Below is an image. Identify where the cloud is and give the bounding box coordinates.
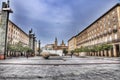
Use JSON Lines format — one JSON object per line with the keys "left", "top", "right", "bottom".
{"left": 0, "top": 0, "right": 119, "bottom": 47}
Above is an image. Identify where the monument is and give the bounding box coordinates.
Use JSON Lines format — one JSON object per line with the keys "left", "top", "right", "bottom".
{"left": 29, "top": 29, "right": 36, "bottom": 56}
{"left": 0, "top": 0, "right": 12, "bottom": 59}
{"left": 38, "top": 40, "right": 41, "bottom": 55}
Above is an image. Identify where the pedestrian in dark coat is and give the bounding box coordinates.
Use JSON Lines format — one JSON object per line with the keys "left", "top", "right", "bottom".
{"left": 26, "top": 54, "right": 28, "bottom": 59}
{"left": 71, "top": 52, "right": 74, "bottom": 58}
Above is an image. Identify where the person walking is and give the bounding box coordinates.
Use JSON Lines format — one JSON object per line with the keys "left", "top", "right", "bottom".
{"left": 26, "top": 54, "right": 28, "bottom": 59}
{"left": 71, "top": 51, "right": 74, "bottom": 58}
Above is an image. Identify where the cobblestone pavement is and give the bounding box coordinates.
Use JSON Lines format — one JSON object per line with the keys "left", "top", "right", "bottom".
{"left": 0, "top": 56, "right": 120, "bottom": 80}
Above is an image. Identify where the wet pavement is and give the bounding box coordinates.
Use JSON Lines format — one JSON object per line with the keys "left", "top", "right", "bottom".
{"left": 0, "top": 56, "right": 120, "bottom": 80}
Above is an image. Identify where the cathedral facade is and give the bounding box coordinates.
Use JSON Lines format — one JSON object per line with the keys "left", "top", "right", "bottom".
{"left": 45, "top": 38, "right": 68, "bottom": 51}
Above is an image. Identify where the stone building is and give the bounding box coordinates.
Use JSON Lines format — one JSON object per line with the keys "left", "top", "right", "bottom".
{"left": 45, "top": 38, "right": 68, "bottom": 51}
{"left": 7, "top": 20, "right": 29, "bottom": 46}
{"left": 45, "top": 44, "right": 54, "bottom": 50}
{"left": 68, "top": 3, "right": 120, "bottom": 57}
{"left": 68, "top": 36, "right": 76, "bottom": 52}
{"left": 53, "top": 38, "right": 68, "bottom": 50}
{"left": 0, "top": 0, "right": 37, "bottom": 59}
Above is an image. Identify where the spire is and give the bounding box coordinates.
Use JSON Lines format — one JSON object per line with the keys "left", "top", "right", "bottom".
{"left": 62, "top": 40, "right": 64, "bottom": 44}
{"left": 55, "top": 37, "right": 58, "bottom": 46}
{"left": 61, "top": 40, "right": 65, "bottom": 46}
{"left": 55, "top": 37, "right": 57, "bottom": 42}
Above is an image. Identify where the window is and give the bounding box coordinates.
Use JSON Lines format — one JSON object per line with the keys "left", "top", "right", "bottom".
{"left": 115, "top": 34, "right": 117, "bottom": 40}
{"left": 112, "top": 11, "right": 115, "bottom": 14}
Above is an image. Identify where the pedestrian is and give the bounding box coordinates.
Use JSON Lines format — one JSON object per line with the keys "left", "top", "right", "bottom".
{"left": 26, "top": 54, "right": 28, "bottom": 59}
{"left": 71, "top": 51, "right": 74, "bottom": 58}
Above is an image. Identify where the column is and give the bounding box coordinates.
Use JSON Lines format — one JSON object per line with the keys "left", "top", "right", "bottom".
{"left": 33, "top": 34, "right": 36, "bottom": 56}
{"left": 108, "top": 49, "right": 112, "bottom": 57}
{"left": 38, "top": 40, "right": 41, "bottom": 55}
{"left": 113, "top": 45, "right": 117, "bottom": 57}
{"left": 104, "top": 50, "right": 107, "bottom": 57}
{"left": 99, "top": 51, "right": 101, "bottom": 56}
{"left": 0, "top": 1, "right": 12, "bottom": 60}
{"left": 101, "top": 51, "right": 103, "bottom": 57}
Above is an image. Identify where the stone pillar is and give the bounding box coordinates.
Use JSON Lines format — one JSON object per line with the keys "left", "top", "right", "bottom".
{"left": 113, "top": 45, "right": 117, "bottom": 57}
{"left": 33, "top": 34, "right": 36, "bottom": 56}
{"left": 104, "top": 50, "right": 107, "bottom": 57}
{"left": 108, "top": 49, "right": 112, "bottom": 57}
{"left": 101, "top": 51, "right": 103, "bottom": 57}
{"left": 35, "top": 40, "right": 37, "bottom": 55}
{"left": 92, "top": 52, "right": 94, "bottom": 56}
{"left": 95, "top": 52, "right": 97, "bottom": 56}
{"left": 89, "top": 52, "right": 91, "bottom": 56}
{"left": 29, "top": 29, "right": 33, "bottom": 50}
{"left": 88, "top": 53, "right": 90, "bottom": 56}
{"left": 93, "top": 52, "right": 95, "bottom": 56}
{"left": 97, "top": 51, "right": 99, "bottom": 56}
{"left": 0, "top": 1, "right": 12, "bottom": 60}
{"left": 38, "top": 40, "right": 41, "bottom": 55}
{"left": 91, "top": 52, "right": 92, "bottom": 56}
{"left": 90, "top": 52, "right": 92, "bottom": 56}
{"left": 99, "top": 52, "right": 100, "bottom": 56}
{"left": 100, "top": 51, "right": 103, "bottom": 56}
{"left": 119, "top": 44, "right": 120, "bottom": 57}
{"left": 94, "top": 52, "right": 96, "bottom": 56}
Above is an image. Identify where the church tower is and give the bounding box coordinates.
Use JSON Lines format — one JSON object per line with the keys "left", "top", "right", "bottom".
{"left": 53, "top": 37, "right": 58, "bottom": 50}
{"left": 55, "top": 37, "right": 58, "bottom": 46}
{"left": 61, "top": 40, "right": 65, "bottom": 46}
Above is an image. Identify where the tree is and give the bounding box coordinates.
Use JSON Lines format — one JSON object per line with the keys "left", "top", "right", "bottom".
{"left": 71, "top": 50, "right": 74, "bottom": 54}
{"left": 63, "top": 49, "right": 68, "bottom": 56}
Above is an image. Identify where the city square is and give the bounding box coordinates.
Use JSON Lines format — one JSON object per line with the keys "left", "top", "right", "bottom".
{"left": 0, "top": 0, "right": 120, "bottom": 80}
{"left": 0, "top": 56, "right": 120, "bottom": 80}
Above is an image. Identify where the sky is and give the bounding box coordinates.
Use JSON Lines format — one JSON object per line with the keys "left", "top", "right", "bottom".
{"left": 0, "top": 0, "right": 119, "bottom": 47}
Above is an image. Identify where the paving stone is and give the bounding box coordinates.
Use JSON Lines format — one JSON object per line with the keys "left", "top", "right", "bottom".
{"left": 0, "top": 56, "right": 120, "bottom": 80}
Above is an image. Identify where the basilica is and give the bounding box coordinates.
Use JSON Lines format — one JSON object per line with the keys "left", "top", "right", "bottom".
{"left": 45, "top": 37, "right": 68, "bottom": 51}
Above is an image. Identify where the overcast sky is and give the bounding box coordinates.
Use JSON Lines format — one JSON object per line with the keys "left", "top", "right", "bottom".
{"left": 0, "top": 0, "right": 119, "bottom": 47}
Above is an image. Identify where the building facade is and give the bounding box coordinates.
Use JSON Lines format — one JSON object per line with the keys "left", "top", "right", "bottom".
{"left": 45, "top": 38, "right": 68, "bottom": 51}
{"left": 7, "top": 20, "right": 29, "bottom": 46}
{"left": 53, "top": 38, "right": 68, "bottom": 50}
{"left": 0, "top": 0, "right": 38, "bottom": 59}
{"left": 68, "top": 36, "right": 76, "bottom": 52}
{"left": 68, "top": 4, "right": 120, "bottom": 57}
{"left": 45, "top": 44, "right": 54, "bottom": 50}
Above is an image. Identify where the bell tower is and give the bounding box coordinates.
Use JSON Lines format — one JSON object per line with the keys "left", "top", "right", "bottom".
{"left": 61, "top": 40, "right": 65, "bottom": 46}
{"left": 53, "top": 37, "right": 58, "bottom": 49}
{"left": 55, "top": 37, "right": 58, "bottom": 46}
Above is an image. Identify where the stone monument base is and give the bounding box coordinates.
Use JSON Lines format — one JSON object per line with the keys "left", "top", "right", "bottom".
{"left": 0, "top": 54, "right": 5, "bottom": 60}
